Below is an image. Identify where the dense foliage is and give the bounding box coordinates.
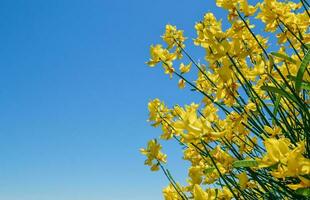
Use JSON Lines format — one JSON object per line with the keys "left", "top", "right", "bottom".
{"left": 141, "top": 0, "right": 310, "bottom": 199}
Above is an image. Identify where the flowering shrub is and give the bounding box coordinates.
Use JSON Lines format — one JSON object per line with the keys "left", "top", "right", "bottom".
{"left": 141, "top": 0, "right": 310, "bottom": 199}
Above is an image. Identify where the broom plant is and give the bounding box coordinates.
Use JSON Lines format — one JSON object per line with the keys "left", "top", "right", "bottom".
{"left": 141, "top": 0, "right": 310, "bottom": 199}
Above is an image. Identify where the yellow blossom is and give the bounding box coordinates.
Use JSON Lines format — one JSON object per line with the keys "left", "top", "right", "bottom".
{"left": 258, "top": 138, "right": 291, "bottom": 168}
{"left": 188, "top": 166, "right": 203, "bottom": 185}
{"left": 143, "top": 0, "right": 310, "bottom": 198}
{"left": 287, "top": 176, "right": 310, "bottom": 190}
{"left": 161, "top": 24, "right": 186, "bottom": 49}
{"left": 237, "top": 172, "right": 249, "bottom": 190}
{"left": 193, "top": 184, "right": 208, "bottom": 200}
{"left": 178, "top": 79, "right": 185, "bottom": 89}
{"left": 179, "top": 62, "right": 192, "bottom": 74}
{"left": 264, "top": 125, "right": 281, "bottom": 137}
{"left": 163, "top": 184, "right": 182, "bottom": 200}
{"left": 140, "top": 139, "right": 167, "bottom": 171}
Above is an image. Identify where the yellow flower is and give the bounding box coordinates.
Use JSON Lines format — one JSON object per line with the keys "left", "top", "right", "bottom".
{"left": 188, "top": 166, "right": 203, "bottom": 185}
{"left": 273, "top": 142, "right": 310, "bottom": 178}
{"left": 178, "top": 79, "right": 185, "bottom": 89}
{"left": 163, "top": 184, "right": 182, "bottom": 200}
{"left": 140, "top": 139, "right": 167, "bottom": 171}
{"left": 245, "top": 102, "right": 257, "bottom": 112}
{"left": 148, "top": 99, "right": 170, "bottom": 126}
{"left": 264, "top": 126, "right": 281, "bottom": 137}
{"left": 183, "top": 146, "right": 203, "bottom": 166}
{"left": 193, "top": 184, "right": 208, "bottom": 200}
{"left": 147, "top": 44, "right": 170, "bottom": 66}
{"left": 216, "top": 0, "right": 237, "bottom": 10}
{"left": 211, "top": 146, "right": 235, "bottom": 173}
{"left": 239, "top": 0, "right": 257, "bottom": 16}
{"left": 258, "top": 138, "right": 291, "bottom": 168}
{"left": 216, "top": 0, "right": 257, "bottom": 19}
{"left": 237, "top": 172, "right": 249, "bottom": 190}
{"left": 172, "top": 103, "right": 213, "bottom": 143}
{"left": 146, "top": 44, "right": 177, "bottom": 78}
{"left": 258, "top": 139, "right": 310, "bottom": 181}
{"left": 144, "top": 0, "right": 310, "bottom": 198}
{"left": 217, "top": 64, "right": 233, "bottom": 83}
{"left": 287, "top": 176, "right": 310, "bottom": 190}
{"left": 161, "top": 24, "right": 186, "bottom": 49}
{"left": 179, "top": 62, "right": 192, "bottom": 74}
{"left": 218, "top": 186, "right": 233, "bottom": 199}
{"left": 202, "top": 103, "right": 219, "bottom": 122}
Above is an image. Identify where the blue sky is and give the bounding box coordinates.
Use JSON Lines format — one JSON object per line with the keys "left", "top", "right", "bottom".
{"left": 0, "top": 0, "right": 247, "bottom": 199}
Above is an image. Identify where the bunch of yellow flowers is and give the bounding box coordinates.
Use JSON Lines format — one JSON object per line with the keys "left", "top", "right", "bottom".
{"left": 141, "top": 0, "right": 310, "bottom": 199}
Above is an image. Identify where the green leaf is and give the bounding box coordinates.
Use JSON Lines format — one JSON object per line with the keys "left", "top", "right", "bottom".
{"left": 271, "top": 52, "right": 297, "bottom": 64}
{"left": 300, "top": 174, "right": 310, "bottom": 180}
{"left": 296, "top": 50, "right": 310, "bottom": 92}
{"left": 272, "top": 94, "right": 282, "bottom": 125}
{"left": 268, "top": 162, "right": 280, "bottom": 170}
{"left": 233, "top": 160, "right": 258, "bottom": 168}
{"left": 287, "top": 75, "right": 310, "bottom": 90}
{"left": 295, "top": 188, "right": 310, "bottom": 197}
{"left": 261, "top": 85, "right": 299, "bottom": 104}
{"left": 271, "top": 83, "right": 288, "bottom": 124}
{"left": 287, "top": 75, "right": 298, "bottom": 82}
{"left": 301, "top": 82, "right": 310, "bottom": 90}
{"left": 203, "top": 167, "right": 215, "bottom": 174}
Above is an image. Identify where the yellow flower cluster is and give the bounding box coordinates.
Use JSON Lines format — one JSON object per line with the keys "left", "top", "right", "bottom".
{"left": 193, "top": 184, "right": 233, "bottom": 200}
{"left": 142, "top": 0, "right": 310, "bottom": 199}
{"left": 258, "top": 138, "right": 310, "bottom": 189}
{"left": 140, "top": 139, "right": 167, "bottom": 171}
{"left": 147, "top": 25, "right": 186, "bottom": 78}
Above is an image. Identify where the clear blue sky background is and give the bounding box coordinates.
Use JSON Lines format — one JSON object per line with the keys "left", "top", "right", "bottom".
{"left": 0, "top": 1, "right": 266, "bottom": 200}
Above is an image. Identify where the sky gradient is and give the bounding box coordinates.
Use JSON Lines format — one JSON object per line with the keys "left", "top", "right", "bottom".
{"left": 0, "top": 1, "right": 234, "bottom": 199}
